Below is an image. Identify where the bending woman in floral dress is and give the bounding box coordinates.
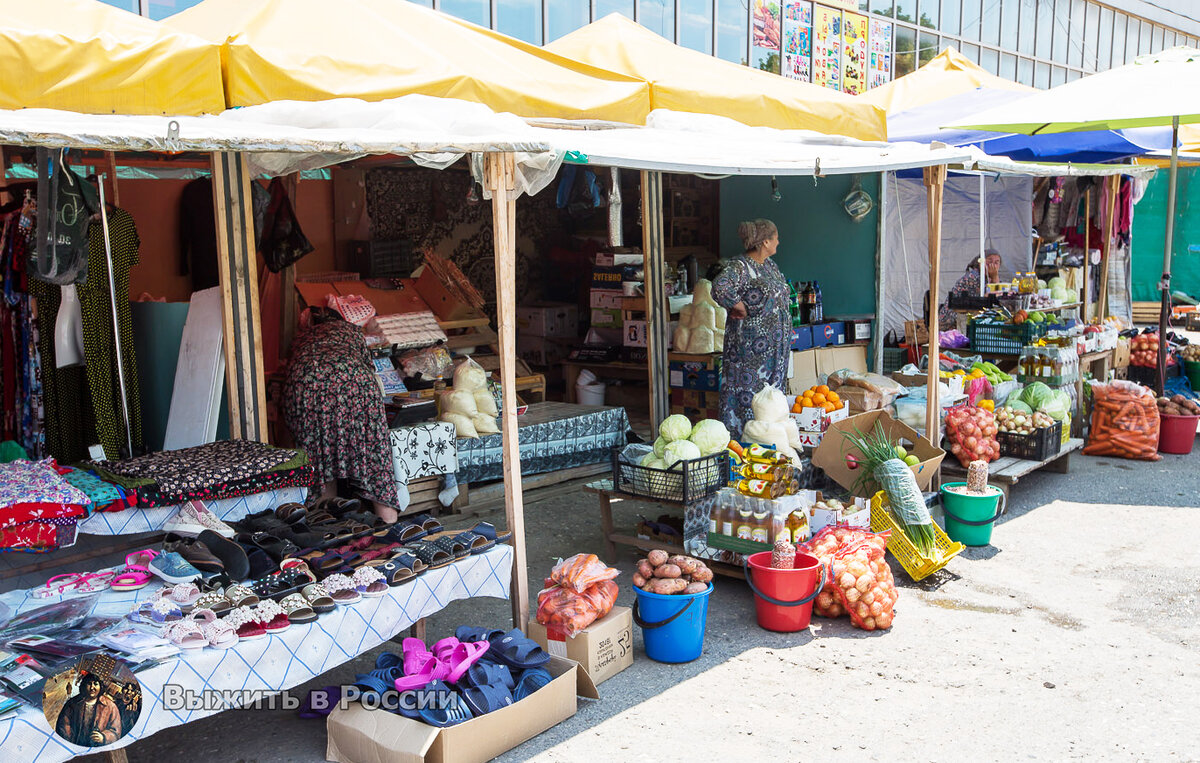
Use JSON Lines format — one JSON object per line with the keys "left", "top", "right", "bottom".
{"left": 711, "top": 219, "right": 791, "bottom": 438}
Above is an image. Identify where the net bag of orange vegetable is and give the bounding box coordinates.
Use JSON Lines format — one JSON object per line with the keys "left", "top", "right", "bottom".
{"left": 548, "top": 553, "right": 621, "bottom": 593}
{"left": 1083, "top": 380, "right": 1162, "bottom": 461}
{"left": 536, "top": 578, "right": 620, "bottom": 637}
{"left": 799, "top": 526, "right": 889, "bottom": 618}
{"left": 830, "top": 536, "right": 898, "bottom": 631}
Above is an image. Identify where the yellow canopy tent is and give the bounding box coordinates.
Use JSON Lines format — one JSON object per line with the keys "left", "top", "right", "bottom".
{"left": 0, "top": 0, "right": 224, "bottom": 115}
{"left": 166, "top": 0, "right": 649, "bottom": 124}
{"left": 545, "top": 14, "right": 885, "bottom": 141}
{"left": 858, "top": 47, "right": 1032, "bottom": 115}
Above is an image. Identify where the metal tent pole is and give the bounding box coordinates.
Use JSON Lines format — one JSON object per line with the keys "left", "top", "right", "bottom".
{"left": 1158, "top": 116, "right": 1180, "bottom": 396}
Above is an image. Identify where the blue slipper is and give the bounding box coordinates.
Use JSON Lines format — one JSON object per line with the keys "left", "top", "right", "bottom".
{"left": 462, "top": 660, "right": 514, "bottom": 690}
{"left": 455, "top": 626, "right": 505, "bottom": 643}
{"left": 488, "top": 629, "right": 551, "bottom": 670}
{"left": 461, "top": 682, "right": 514, "bottom": 716}
{"left": 513, "top": 667, "right": 553, "bottom": 701}
{"left": 376, "top": 651, "right": 403, "bottom": 670}
{"left": 469, "top": 522, "right": 512, "bottom": 545}
{"left": 416, "top": 680, "right": 473, "bottom": 727}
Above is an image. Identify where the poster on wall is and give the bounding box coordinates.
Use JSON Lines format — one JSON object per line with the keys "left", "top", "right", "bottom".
{"left": 868, "top": 19, "right": 893, "bottom": 90}
{"left": 781, "top": 1, "right": 813, "bottom": 81}
{"left": 752, "top": 0, "right": 782, "bottom": 74}
{"left": 840, "top": 11, "right": 868, "bottom": 95}
{"left": 812, "top": 5, "right": 842, "bottom": 91}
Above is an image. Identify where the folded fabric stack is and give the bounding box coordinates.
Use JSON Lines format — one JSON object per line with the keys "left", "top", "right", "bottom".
{"left": 369, "top": 311, "right": 447, "bottom": 350}
{"left": 56, "top": 465, "right": 138, "bottom": 513}
{"left": 0, "top": 459, "right": 92, "bottom": 553}
{"left": 90, "top": 440, "right": 316, "bottom": 508}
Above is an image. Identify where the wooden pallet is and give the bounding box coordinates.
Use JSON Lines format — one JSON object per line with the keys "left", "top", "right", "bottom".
{"left": 941, "top": 438, "right": 1083, "bottom": 502}
{"left": 1132, "top": 301, "right": 1161, "bottom": 325}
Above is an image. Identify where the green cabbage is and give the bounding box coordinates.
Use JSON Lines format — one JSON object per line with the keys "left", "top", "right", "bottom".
{"left": 1006, "top": 400, "right": 1033, "bottom": 414}
{"left": 652, "top": 436, "right": 668, "bottom": 459}
{"left": 640, "top": 452, "right": 659, "bottom": 466}
{"left": 659, "top": 414, "right": 693, "bottom": 442}
{"left": 1048, "top": 276, "right": 1066, "bottom": 290}
{"left": 1019, "top": 382, "right": 1053, "bottom": 409}
{"left": 1039, "top": 390, "right": 1071, "bottom": 421}
{"left": 688, "top": 419, "right": 730, "bottom": 455}
{"left": 662, "top": 439, "right": 701, "bottom": 468}
{"left": 1050, "top": 285, "right": 1070, "bottom": 302}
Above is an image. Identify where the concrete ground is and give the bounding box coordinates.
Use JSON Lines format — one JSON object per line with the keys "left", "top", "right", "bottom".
{"left": 82, "top": 449, "right": 1200, "bottom": 762}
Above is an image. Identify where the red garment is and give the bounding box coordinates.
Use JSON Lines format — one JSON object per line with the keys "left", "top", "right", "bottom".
{"left": 0, "top": 502, "right": 86, "bottom": 529}
{"left": 0, "top": 520, "right": 60, "bottom": 551}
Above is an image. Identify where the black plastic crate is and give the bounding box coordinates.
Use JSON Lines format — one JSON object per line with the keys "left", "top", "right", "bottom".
{"left": 949, "top": 292, "right": 999, "bottom": 310}
{"left": 997, "top": 421, "right": 1062, "bottom": 461}
{"left": 611, "top": 447, "right": 729, "bottom": 504}
{"left": 968, "top": 322, "right": 1045, "bottom": 354}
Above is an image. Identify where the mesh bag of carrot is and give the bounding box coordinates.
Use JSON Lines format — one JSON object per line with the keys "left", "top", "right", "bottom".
{"left": 1082, "top": 380, "right": 1161, "bottom": 461}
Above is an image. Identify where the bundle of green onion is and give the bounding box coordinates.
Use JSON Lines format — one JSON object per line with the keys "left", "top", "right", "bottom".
{"left": 843, "top": 421, "right": 939, "bottom": 559}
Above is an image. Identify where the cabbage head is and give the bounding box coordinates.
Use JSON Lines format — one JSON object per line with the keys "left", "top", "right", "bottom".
{"left": 1007, "top": 400, "right": 1033, "bottom": 414}
{"left": 1048, "top": 276, "right": 1066, "bottom": 290}
{"left": 1038, "top": 390, "right": 1071, "bottom": 421}
{"left": 662, "top": 439, "right": 701, "bottom": 468}
{"left": 659, "top": 414, "right": 693, "bottom": 442}
{"left": 1019, "top": 382, "right": 1053, "bottom": 409}
{"left": 652, "top": 436, "right": 669, "bottom": 459}
{"left": 689, "top": 419, "right": 730, "bottom": 455}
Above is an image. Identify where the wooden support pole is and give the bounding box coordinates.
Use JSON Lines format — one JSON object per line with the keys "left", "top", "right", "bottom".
{"left": 0, "top": 146, "right": 9, "bottom": 206}
{"left": 210, "top": 152, "right": 269, "bottom": 442}
{"left": 924, "top": 165, "right": 947, "bottom": 446}
{"left": 279, "top": 173, "right": 301, "bottom": 360}
{"left": 1098, "top": 174, "right": 1120, "bottom": 319}
{"left": 640, "top": 170, "right": 670, "bottom": 430}
{"left": 106, "top": 151, "right": 120, "bottom": 208}
{"left": 1082, "top": 189, "right": 1091, "bottom": 322}
{"left": 484, "top": 152, "right": 530, "bottom": 632}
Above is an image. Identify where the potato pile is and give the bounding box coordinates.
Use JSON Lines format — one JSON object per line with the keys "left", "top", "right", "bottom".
{"left": 1156, "top": 394, "right": 1200, "bottom": 417}
{"left": 633, "top": 549, "right": 714, "bottom": 595}
{"left": 1182, "top": 344, "right": 1200, "bottom": 363}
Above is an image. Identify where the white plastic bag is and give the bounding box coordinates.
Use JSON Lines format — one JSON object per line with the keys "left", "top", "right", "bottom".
{"left": 751, "top": 385, "right": 789, "bottom": 424}
{"left": 453, "top": 356, "right": 489, "bottom": 391}
{"left": 442, "top": 412, "right": 479, "bottom": 438}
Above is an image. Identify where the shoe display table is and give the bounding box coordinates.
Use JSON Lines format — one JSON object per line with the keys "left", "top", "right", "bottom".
{"left": 0, "top": 546, "right": 513, "bottom": 762}
{"left": 76, "top": 489, "right": 307, "bottom": 537}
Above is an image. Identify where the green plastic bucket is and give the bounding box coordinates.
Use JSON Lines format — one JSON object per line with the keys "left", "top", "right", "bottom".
{"left": 1186, "top": 361, "right": 1200, "bottom": 393}
{"left": 939, "top": 482, "right": 1005, "bottom": 547}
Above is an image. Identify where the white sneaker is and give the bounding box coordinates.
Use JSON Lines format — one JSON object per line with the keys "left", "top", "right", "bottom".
{"left": 186, "top": 501, "right": 236, "bottom": 538}
{"left": 163, "top": 506, "right": 207, "bottom": 537}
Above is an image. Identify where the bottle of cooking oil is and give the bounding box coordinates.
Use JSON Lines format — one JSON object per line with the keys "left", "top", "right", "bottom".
{"left": 735, "top": 508, "right": 755, "bottom": 539}
{"left": 751, "top": 510, "right": 771, "bottom": 543}
{"left": 786, "top": 509, "right": 810, "bottom": 544}
{"left": 735, "top": 461, "right": 794, "bottom": 482}
{"left": 744, "top": 444, "right": 791, "bottom": 466}
{"left": 735, "top": 478, "right": 784, "bottom": 499}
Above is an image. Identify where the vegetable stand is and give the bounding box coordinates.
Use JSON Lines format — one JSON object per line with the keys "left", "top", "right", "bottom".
{"left": 940, "top": 437, "right": 1083, "bottom": 502}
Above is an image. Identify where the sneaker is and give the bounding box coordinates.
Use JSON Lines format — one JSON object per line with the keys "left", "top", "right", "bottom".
{"left": 186, "top": 501, "right": 236, "bottom": 538}
{"left": 148, "top": 552, "right": 202, "bottom": 585}
{"left": 163, "top": 507, "right": 208, "bottom": 537}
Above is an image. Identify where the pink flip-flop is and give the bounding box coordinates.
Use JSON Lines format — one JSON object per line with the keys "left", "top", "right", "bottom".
{"left": 394, "top": 657, "right": 441, "bottom": 691}
{"left": 111, "top": 550, "right": 158, "bottom": 591}
{"left": 441, "top": 641, "right": 491, "bottom": 684}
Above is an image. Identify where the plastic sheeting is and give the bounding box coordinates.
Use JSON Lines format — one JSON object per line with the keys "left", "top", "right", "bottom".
{"left": 0, "top": 0, "right": 225, "bottom": 116}
{"left": 881, "top": 172, "right": 1032, "bottom": 338}
{"left": 546, "top": 14, "right": 886, "bottom": 141}
{"left": 166, "top": 0, "right": 650, "bottom": 124}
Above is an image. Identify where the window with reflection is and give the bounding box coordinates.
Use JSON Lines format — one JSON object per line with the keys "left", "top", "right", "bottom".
{"left": 1051, "top": 0, "right": 1069, "bottom": 64}
{"left": 547, "top": 0, "right": 589, "bottom": 41}
{"left": 1124, "top": 16, "right": 1139, "bottom": 63}
{"left": 1034, "top": 60, "right": 1049, "bottom": 88}
{"left": 716, "top": 0, "right": 749, "bottom": 63}
{"left": 1016, "top": 0, "right": 1034, "bottom": 55}
{"left": 639, "top": 0, "right": 676, "bottom": 40}
{"left": 1082, "top": 1, "right": 1098, "bottom": 69}
{"left": 999, "top": 52, "right": 1016, "bottom": 80}
{"left": 596, "top": 0, "right": 635, "bottom": 20}
{"left": 919, "top": 32, "right": 937, "bottom": 66}
{"left": 894, "top": 0, "right": 914, "bottom": 23}
{"left": 871, "top": 0, "right": 894, "bottom": 18}
{"left": 1097, "top": 7, "right": 1112, "bottom": 70}
{"left": 1050, "top": 66, "right": 1066, "bottom": 86}
{"left": 441, "top": 0, "right": 490, "bottom": 27}
{"left": 1034, "top": 0, "right": 1052, "bottom": 59}
{"left": 1016, "top": 57, "right": 1033, "bottom": 86}
{"left": 960, "top": 0, "right": 980, "bottom": 41}
{"left": 979, "top": 46, "right": 998, "bottom": 74}
{"left": 895, "top": 25, "right": 917, "bottom": 76}
{"left": 1138, "top": 21, "right": 1151, "bottom": 54}
{"left": 999, "top": 0, "right": 1017, "bottom": 50}
{"left": 942, "top": 0, "right": 961, "bottom": 36}
{"left": 497, "top": 0, "right": 542, "bottom": 44}
{"left": 148, "top": 0, "right": 203, "bottom": 19}
{"left": 917, "top": 0, "right": 937, "bottom": 29}
{"left": 1068, "top": 0, "right": 1084, "bottom": 67}
{"left": 679, "top": 0, "right": 713, "bottom": 53}
{"left": 1151, "top": 25, "right": 1164, "bottom": 53}
{"left": 959, "top": 41, "right": 979, "bottom": 61}
{"left": 980, "top": 0, "right": 999, "bottom": 46}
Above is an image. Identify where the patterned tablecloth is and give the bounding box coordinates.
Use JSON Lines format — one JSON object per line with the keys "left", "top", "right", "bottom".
{"left": 0, "top": 546, "right": 513, "bottom": 762}
{"left": 454, "top": 403, "right": 629, "bottom": 484}
{"left": 77, "top": 488, "right": 307, "bottom": 537}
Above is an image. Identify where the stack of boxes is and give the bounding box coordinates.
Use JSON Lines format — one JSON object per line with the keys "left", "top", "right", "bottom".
{"left": 589, "top": 251, "right": 643, "bottom": 345}
{"left": 515, "top": 302, "right": 578, "bottom": 366}
{"left": 668, "top": 353, "right": 722, "bottom": 419}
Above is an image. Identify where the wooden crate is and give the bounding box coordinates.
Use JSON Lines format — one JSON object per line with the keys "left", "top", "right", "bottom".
{"left": 1132, "top": 301, "right": 1161, "bottom": 325}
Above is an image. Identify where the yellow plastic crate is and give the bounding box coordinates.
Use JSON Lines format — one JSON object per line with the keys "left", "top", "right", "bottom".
{"left": 870, "top": 491, "right": 964, "bottom": 581}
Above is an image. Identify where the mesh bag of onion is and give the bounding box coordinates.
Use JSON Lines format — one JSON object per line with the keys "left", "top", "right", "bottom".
{"left": 944, "top": 405, "right": 1000, "bottom": 468}
{"left": 830, "top": 536, "right": 898, "bottom": 631}
{"left": 801, "top": 526, "right": 889, "bottom": 618}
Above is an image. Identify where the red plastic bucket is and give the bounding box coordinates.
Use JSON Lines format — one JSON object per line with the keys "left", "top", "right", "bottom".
{"left": 1159, "top": 412, "right": 1200, "bottom": 455}
{"left": 744, "top": 551, "right": 826, "bottom": 632}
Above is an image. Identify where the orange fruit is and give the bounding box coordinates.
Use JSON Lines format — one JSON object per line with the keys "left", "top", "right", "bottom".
{"left": 822, "top": 402, "right": 835, "bottom": 413}
{"left": 791, "top": 402, "right": 804, "bottom": 413}
{"left": 827, "top": 391, "right": 840, "bottom": 403}
{"left": 811, "top": 393, "right": 827, "bottom": 405}
{"left": 816, "top": 384, "right": 830, "bottom": 394}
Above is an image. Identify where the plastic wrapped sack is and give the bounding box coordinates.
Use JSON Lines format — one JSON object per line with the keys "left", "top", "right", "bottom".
{"left": 474, "top": 388, "right": 498, "bottom": 417}
{"left": 471, "top": 413, "right": 499, "bottom": 435}
{"left": 751, "top": 385, "right": 789, "bottom": 423}
{"left": 453, "top": 356, "right": 489, "bottom": 391}
{"left": 548, "top": 553, "right": 621, "bottom": 593}
{"left": 536, "top": 579, "right": 620, "bottom": 638}
{"left": 1083, "top": 380, "right": 1161, "bottom": 461}
{"left": 442, "top": 412, "right": 478, "bottom": 439}
{"left": 838, "top": 372, "right": 907, "bottom": 405}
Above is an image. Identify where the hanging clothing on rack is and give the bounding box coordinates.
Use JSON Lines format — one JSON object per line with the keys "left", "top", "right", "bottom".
{"left": 0, "top": 206, "right": 47, "bottom": 459}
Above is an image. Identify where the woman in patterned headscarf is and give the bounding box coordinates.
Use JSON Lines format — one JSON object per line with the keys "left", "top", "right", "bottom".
{"left": 711, "top": 219, "right": 791, "bottom": 437}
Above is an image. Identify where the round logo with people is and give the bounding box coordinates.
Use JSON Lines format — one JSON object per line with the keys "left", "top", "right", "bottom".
{"left": 43, "top": 655, "right": 141, "bottom": 748}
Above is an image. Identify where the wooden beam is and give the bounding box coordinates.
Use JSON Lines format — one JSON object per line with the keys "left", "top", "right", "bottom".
{"left": 924, "top": 165, "right": 947, "bottom": 446}
{"left": 0, "top": 146, "right": 9, "bottom": 206}
{"left": 1098, "top": 175, "right": 1120, "bottom": 319}
{"left": 484, "top": 152, "right": 530, "bottom": 632}
{"left": 210, "top": 152, "right": 268, "bottom": 441}
{"left": 640, "top": 170, "right": 670, "bottom": 430}
{"left": 279, "top": 173, "right": 301, "bottom": 360}
{"left": 1082, "top": 189, "right": 1091, "bottom": 322}
{"left": 106, "top": 151, "right": 121, "bottom": 207}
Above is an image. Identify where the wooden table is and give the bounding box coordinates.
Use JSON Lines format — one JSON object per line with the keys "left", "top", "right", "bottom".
{"left": 941, "top": 438, "right": 1084, "bottom": 503}
{"left": 562, "top": 359, "right": 647, "bottom": 403}
{"left": 583, "top": 479, "right": 744, "bottom": 579}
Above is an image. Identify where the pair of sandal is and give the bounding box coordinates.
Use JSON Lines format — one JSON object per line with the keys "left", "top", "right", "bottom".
{"left": 384, "top": 513, "right": 443, "bottom": 545}
{"left": 320, "top": 566, "right": 389, "bottom": 605}
{"left": 192, "top": 581, "right": 260, "bottom": 616}
{"left": 34, "top": 571, "right": 115, "bottom": 599}
{"left": 401, "top": 522, "right": 509, "bottom": 569}
{"left": 163, "top": 608, "right": 240, "bottom": 650}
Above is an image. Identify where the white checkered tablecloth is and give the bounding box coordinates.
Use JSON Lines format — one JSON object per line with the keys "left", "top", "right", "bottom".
{"left": 0, "top": 546, "right": 513, "bottom": 762}
{"left": 77, "top": 489, "right": 307, "bottom": 536}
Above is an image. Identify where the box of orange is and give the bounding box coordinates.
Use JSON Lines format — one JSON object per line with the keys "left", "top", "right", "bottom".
{"left": 789, "top": 384, "right": 851, "bottom": 431}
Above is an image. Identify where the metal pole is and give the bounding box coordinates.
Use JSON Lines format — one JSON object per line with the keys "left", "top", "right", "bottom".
{"left": 97, "top": 178, "right": 134, "bottom": 458}
{"left": 1157, "top": 116, "right": 1180, "bottom": 396}
{"left": 979, "top": 173, "right": 986, "bottom": 297}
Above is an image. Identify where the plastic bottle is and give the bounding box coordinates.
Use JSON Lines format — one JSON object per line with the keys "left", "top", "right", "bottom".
{"left": 735, "top": 461, "right": 794, "bottom": 482}
{"left": 811, "top": 281, "right": 824, "bottom": 323}
{"left": 720, "top": 501, "right": 736, "bottom": 536}
{"left": 744, "top": 444, "right": 790, "bottom": 466}
{"left": 751, "top": 510, "right": 771, "bottom": 543}
{"left": 736, "top": 478, "right": 784, "bottom": 499}
{"left": 735, "top": 508, "right": 755, "bottom": 539}
{"left": 786, "top": 509, "right": 810, "bottom": 544}
{"left": 709, "top": 501, "right": 723, "bottom": 534}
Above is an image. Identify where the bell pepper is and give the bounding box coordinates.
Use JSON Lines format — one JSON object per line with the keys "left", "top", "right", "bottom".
{"left": 978, "top": 399, "right": 995, "bottom": 412}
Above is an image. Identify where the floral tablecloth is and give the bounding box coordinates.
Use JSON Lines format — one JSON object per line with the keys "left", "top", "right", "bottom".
{"left": 0, "top": 546, "right": 512, "bottom": 762}
{"left": 454, "top": 403, "right": 629, "bottom": 483}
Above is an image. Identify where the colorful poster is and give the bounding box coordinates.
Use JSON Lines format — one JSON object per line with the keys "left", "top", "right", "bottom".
{"left": 812, "top": 5, "right": 841, "bottom": 91}
{"left": 840, "top": 11, "right": 868, "bottom": 95}
{"left": 752, "top": 0, "right": 782, "bottom": 74}
{"left": 868, "top": 19, "right": 893, "bottom": 90}
{"left": 781, "top": 1, "right": 813, "bottom": 82}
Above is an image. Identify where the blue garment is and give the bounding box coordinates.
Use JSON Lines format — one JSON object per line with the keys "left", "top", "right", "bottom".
{"left": 711, "top": 256, "right": 791, "bottom": 437}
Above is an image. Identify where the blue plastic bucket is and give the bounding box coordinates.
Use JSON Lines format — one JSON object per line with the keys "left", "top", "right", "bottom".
{"left": 632, "top": 583, "right": 713, "bottom": 663}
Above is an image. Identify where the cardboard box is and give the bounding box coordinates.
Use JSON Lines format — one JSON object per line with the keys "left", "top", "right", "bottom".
{"left": 589, "top": 289, "right": 624, "bottom": 310}
{"left": 810, "top": 321, "right": 846, "bottom": 347}
{"left": 791, "top": 325, "right": 814, "bottom": 351}
{"left": 812, "top": 410, "right": 945, "bottom": 496}
{"left": 788, "top": 345, "right": 868, "bottom": 395}
{"left": 833, "top": 385, "right": 883, "bottom": 412}
{"left": 528, "top": 607, "right": 633, "bottom": 686}
{"left": 790, "top": 400, "right": 850, "bottom": 431}
{"left": 591, "top": 265, "right": 638, "bottom": 289}
{"left": 517, "top": 335, "right": 573, "bottom": 366}
{"left": 905, "top": 319, "right": 929, "bottom": 347}
{"left": 811, "top": 496, "right": 871, "bottom": 533}
{"left": 516, "top": 302, "right": 578, "bottom": 338}
{"left": 593, "top": 252, "right": 644, "bottom": 267}
{"left": 795, "top": 429, "right": 823, "bottom": 449}
{"left": 834, "top": 315, "right": 874, "bottom": 342}
{"left": 623, "top": 320, "right": 678, "bottom": 348}
{"left": 1113, "top": 337, "right": 1131, "bottom": 369}
{"left": 326, "top": 656, "right": 597, "bottom": 763}
{"left": 590, "top": 308, "right": 622, "bottom": 328}
{"left": 414, "top": 268, "right": 476, "bottom": 322}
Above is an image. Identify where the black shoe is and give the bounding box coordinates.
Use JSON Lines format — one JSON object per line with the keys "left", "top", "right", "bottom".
{"left": 238, "top": 543, "right": 278, "bottom": 579}
{"left": 198, "top": 529, "right": 250, "bottom": 581}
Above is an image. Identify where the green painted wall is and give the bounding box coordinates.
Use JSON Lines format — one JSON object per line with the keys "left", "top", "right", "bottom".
{"left": 718, "top": 173, "right": 879, "bottom": 316}
{"left": 1132, "top": 166, "right": 1200, "bottom": 301}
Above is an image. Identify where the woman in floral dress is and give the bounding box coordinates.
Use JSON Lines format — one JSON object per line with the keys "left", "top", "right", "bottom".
{"left": 712, "top": 219, "right": 791, "bottom": 438}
